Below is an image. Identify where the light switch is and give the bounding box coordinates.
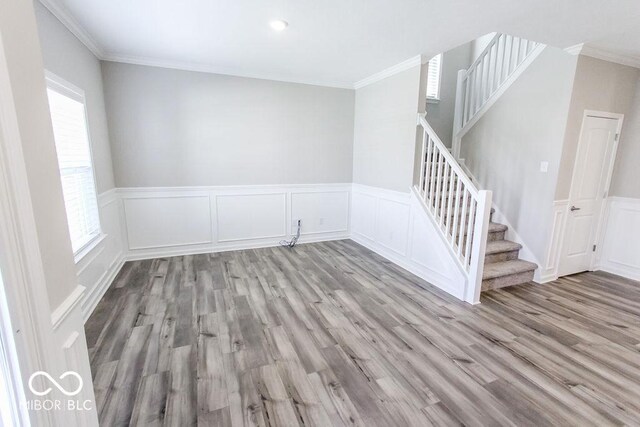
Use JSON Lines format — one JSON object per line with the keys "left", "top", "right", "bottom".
{"left": 540, "top": 161, "right": 549, "bottom": 173}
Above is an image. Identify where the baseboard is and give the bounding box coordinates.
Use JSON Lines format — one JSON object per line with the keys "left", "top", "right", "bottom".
{"left": 350, "top": 233, "right": 464, "bottom": 300}
{"left": 124, "top": 231, "right": 351, "bottom": 261}
{"left": 351, "top": 184, "right": 467, "bottom": 301}
{"left": 598, "top": 264, "right": 640, "bottom": 282}
{"left": 81, "top": 252, "right": 125, "bottom": 322}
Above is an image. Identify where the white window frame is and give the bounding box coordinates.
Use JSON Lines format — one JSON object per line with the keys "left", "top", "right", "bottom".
{"left": 426, "top": 53, "right": 443, "bottom": 103}
{"left": 44, "top": 71, "right": 104, "bottom": 263}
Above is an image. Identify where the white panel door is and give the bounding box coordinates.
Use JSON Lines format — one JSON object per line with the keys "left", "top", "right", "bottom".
{"left": 560, "top": 115, "right": 620, "bottom": 276}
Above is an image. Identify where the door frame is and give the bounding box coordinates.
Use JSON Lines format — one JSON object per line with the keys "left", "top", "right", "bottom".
{"left": 559, "top": 109, "right": 624, "bottom": 276}
{"left": 0, "top": 23, "right": 60, "bottom": 427}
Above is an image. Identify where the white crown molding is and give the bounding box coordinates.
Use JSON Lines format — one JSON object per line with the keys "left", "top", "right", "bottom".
{"left": 36, "top": 0, "right": 428, "bottom": 90}
{"left": 353, "top": 55, "right": 426, "bottom": 89}
{"left": 564, "top": 43, "right": 584, "bottom": 56}
{"left": 102, "top": 54, "right": 355, "bottom": 89}
{"left": 37, "top": 0, "right": 354, "bottom": 89}
{"left": 37, "top": 0, "right": 105, "bottom": 58}
{"left": 564, "top": 43, "right": 640, "bottom": 69}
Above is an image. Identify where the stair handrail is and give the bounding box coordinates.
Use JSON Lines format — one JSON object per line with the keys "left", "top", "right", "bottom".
{"left": 419, "top": 116, "right": 477, "bottom": 198}
{"left": 452, "top": 33, "right": 545, "bottom": 158}
{"left": 416, "top": 114, "right": 491, "bottom": 303}
{"left": 462, "top": 33, "right": 502, "bottom": 80}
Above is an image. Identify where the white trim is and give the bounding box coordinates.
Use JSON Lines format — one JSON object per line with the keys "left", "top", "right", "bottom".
{"left": 537, "top": 199, "right": 569, "bottom": 283}
{"left": 50, "top": 285, "right": 85, "bottom": 330}
{"left": 354, "top": 55, "right": 426, "bottom": 89}
{"left": 598, "top": 196, "right": 640, "bottom": 281}
{"left": 102, "top": 56, "right": 355, "bottom": 90}
{"left": 564, "top": 43, "right": 640, "bottom": 69}
{"left": 117, "top": 182, "right": 352, "bottom": 195}
{"left": 351, "top": 184, "right": 468, "bottom": 301}
{"left": 73, "top": 232, "right": 106, "bottom": 264}
{"left": 45, "top": 70, "right": 104, "bottom": 259}
{"left": 81, "top": 253, "right": 124, "bottom": 322}
{"left": 39, "top": 1, "right": 356, "bottom": 89}
{"left": 0, "top": 26, "right": 60, "bottom": 426}
{"left": 564, "top": 44, "right": 585, "bottom": 56}
{"left": 37, "top": 0, "right": 104, "bottom": 58}
{"left": 36, "top": 1, "right": 433, "bottom": 90}
{"left": 44, "top": 70, "right": 85, "bottom": 100}
{"left": 558, "top": 111, "right": 623, "bottom": 277}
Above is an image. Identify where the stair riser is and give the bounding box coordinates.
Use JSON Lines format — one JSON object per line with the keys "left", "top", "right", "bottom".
{"left": 482, "top": 270, "right": 534, "bottom": 291}
{"left": 488, "top": 230, "right": 506, "bottom": 242}
{"left": 484, "top": 250, "right": 519, "bottom": 264}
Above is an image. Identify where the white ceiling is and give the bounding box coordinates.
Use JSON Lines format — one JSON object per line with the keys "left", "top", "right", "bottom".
{"left": 40, "top": 0, "right": 640, "bottom": 88}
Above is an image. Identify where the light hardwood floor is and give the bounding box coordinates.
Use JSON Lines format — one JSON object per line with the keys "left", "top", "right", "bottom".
{"left": 85, "top": 240, "right": 640, "bottom": 426}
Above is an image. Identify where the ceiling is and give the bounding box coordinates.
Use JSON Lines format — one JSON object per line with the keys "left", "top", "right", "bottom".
{"left": 40, "top": 0, "right": 640, "bottom": 88}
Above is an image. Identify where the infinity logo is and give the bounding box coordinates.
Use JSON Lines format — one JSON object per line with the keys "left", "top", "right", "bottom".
{"left": 28, "top": 371, "right": 83, "bottom": 397}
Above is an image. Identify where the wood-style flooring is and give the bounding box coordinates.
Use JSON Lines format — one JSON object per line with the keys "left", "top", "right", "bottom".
{"left": 85, "top": 240, "right": 640, "bottom": 426}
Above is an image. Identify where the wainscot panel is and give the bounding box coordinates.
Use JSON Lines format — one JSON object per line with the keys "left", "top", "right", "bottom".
{"left": 600, "top": 197, "right": 640, "bottom": 281}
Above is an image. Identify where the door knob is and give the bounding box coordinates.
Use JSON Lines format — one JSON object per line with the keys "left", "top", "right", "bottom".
{"left": 570, "top": 205, "right": 581, "bottom": 212}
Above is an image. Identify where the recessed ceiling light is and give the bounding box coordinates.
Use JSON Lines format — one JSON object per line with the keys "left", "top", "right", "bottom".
{"left": 270, "top": 20, "right": 288, "bottom": 31}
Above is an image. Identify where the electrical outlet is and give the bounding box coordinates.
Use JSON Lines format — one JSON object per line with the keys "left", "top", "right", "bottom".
{"left": 319, "top": 218, "right": 325, "bottom": 225}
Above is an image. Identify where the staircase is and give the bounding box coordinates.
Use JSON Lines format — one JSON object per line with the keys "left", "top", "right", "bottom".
{"left": 481, "top": 219, "right": 537, "bottom": 291}
{"left": 452, "top": 33, "right": 545, "bottom": 158}
{"left": 415, "top": 33, "right": 544, "bottom": 299}
{"left": 417, "top": 134, "right": 537, "bottom": 292}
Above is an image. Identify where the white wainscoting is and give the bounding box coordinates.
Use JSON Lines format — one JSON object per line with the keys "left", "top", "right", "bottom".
{"left": 537, "top": 199, "right": 568, "bottom": 283}
{"left": 216, "top": 193, "right": 286, "bottom": 242}
{"left": 51, "top": 286, "right": 99, "bottom": 426}
{"left": 600, "top": 197, "right": 640, "bottom": 281}
{"left": 124, "top": 194, "right": 213, "bottom": 249}
{"left": 120, "top": 184, "right": 352, "bottom": 260}
{"left": 77, "top": 189, "right": 125, "bottom": 322}
{"left": 351, "top": 184, "right": 467, "bottom": 300}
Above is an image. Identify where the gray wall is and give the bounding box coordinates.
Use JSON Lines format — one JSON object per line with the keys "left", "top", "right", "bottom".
{"left": 426, "top": 43, "right": 472, "bottom": 146}
{"left": 610, "top": 76, "right": 640, "bottom": 198}
{"left": 461, "top": 47, "right": 578, "bottom": 262}
{"left": 34, "top": 2, "right": 115, "bottom": 193}
{"left": 352, "top": 65, "right": 424, "bottom": 193}
{"left": 555, "top": 55, "right": 639, "bottom": 200}
{"left": 101, "top": 62, "right": 355, "bottom": 188}
{"left": 1, "top": 0, "right": 78, "bottom": 309}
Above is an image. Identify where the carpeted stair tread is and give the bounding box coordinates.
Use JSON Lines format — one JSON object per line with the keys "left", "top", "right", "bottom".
{"left": 483, "top": 260, "right": 537, "bottom": 280}
{"left": 485, "top": 240, "right": 522, "bottom": 255}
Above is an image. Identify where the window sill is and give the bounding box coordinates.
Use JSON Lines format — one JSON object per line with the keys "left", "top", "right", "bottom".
{"left": 73, "top": 233, "right": 107, "bottom": 264}
{"left": 427, "top": 98, "right": 440, "bottom": 104}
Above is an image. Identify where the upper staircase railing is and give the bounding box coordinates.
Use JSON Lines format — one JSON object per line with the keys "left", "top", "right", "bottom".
{"left": 415, "top": 114, "right": 492, "bottom": 303}
{"left": 452, "top": 33, "right": 545, "bottom": 157}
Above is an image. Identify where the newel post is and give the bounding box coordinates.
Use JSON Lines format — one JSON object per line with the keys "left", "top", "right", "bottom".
{"left": 465, "top": 190, "right": 492, "bottom": 304}
{"left": 452, "top": 69, "right": 466, "bottom": 159}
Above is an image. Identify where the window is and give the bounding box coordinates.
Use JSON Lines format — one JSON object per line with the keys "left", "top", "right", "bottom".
{"left": 426, "top": 53, "right": 443, "bottom": 101}
{"left": 45, "top": 73, "right": 101, "bottom": 258}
